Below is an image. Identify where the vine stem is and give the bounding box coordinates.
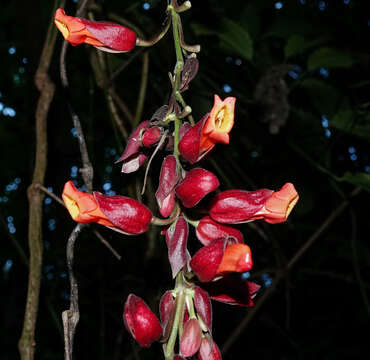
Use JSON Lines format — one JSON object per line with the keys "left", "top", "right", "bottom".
{"left": 18, "top": 1, "right": 65, "bottom": 359}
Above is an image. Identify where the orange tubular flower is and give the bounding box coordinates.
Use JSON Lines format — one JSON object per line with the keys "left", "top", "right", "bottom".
{"left": 252, "top": 183, "right": 299, "bottom": 224}
{"left": 54, "top": 8, "right": 137, "bottom": 52}
{"left": 217, "top": 243, "right": 253, "bottom": 275}
{"left": 200, "top": 95, "right": 236, "bottom": 153}
{"left": 62, "top": 181, "right": 114, "bottom": 226}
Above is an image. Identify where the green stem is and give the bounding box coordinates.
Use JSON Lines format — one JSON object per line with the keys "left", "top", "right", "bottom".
{"left": 165, "top": 274, "right": 186, "bottom": 360}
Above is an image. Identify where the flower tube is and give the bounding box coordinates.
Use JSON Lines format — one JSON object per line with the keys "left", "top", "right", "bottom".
{"left": 54, "top": 8, "right": 137, "bottom": 53}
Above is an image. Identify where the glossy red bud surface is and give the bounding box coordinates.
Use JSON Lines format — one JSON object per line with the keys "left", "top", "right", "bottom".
{"left": 196, "top": 216, "right": 243, "bottom": 246}
{"left": 116, "top": 121, "right": 149, "bottom": 173}
{"left": 142, "top": 127, "right": 162, "bottom": 147}
{"left": 209, "top": 189, "right": 274, "bottom": 224}
{"left": 159, "top": 290, "right": 175, "bottom": 329}
{"left": 190, "top": 239, "right": 225, "bottom": 282}
{"left": 176, "top": 168, "right": 219, "bottom": 208}
{"left": 94, "top": 192, "right": 152, "bottom": 235}
{"left": 194, "top": 286, "right": 212, "bottom": 331}
{"left": 180, "top": 318, "right": 202, "bottom": 357}
{"left": 178, "top": 114, "right": 208, "bottom": 164}
{"left": 166, "top": 215, "right": 189, "bottom": 277}
{"left": 198, "top": 336, "right": 222, "bottom": 360}
{"left": 123, "top": 294, "right": 162, "bottom": 347}
{"left": 156, "top": 156, "right": 178, "bottom": 217}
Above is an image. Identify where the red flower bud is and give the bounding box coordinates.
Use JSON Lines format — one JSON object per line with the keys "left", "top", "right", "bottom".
{"left": 178, "top": 114, "right": 208, "bottom": 164}
{"left": 190, "top": 239, "right": 225, "bottom": 282}
{"left": 180, "top": 319, "right": 202, "bottom": 357}
{"left": 159, "top": 290, "right": 175, "bottom": 330}
{"left": 190, "top": 240, "right": 252, "bottom": 282}
{"left": 196, "top": 216, "right": 243, "bottom": 246}
{"left": 116, "top": 121, "right": 149, "bottom": 173}
{"left": 165, "top": 215, "right": 189, "bottom": 277}
{"left": 94, "top": 192, "right": 152, "bottom": 235}
{"left": 156, "top": 156, "right": 178, "bottom": 217}
{"left": 194, "top": 287, "right": 212, "bottom": 332}
{"left": 209, "top": 183, "right": 299, "bottom": 224}
{"left": 54, "top": 8, "right": 137, "bottom": 53}
{"left": 123, "top": 294, "right": 162, "bottom": 347}
{"left": 142, "top": 127, "right": 162, "bottom": 147}
{"left": 198, "top": 336, "right": 222, "bottom": 360}
{"left": 175, "top": 168, "right": 219, "bottom": 208}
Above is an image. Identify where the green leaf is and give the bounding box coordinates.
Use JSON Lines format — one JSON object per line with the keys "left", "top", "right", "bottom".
{"left": 331, "top": 109, "right": 370, "bottom": 141}
{"left": 219, "top": 18, "right": 253, "bottom": 61}
{"left": 190, "top": 23, "right": 217, "bottom": 37}
{"left": 340, "top": 172, "right": 370, "bottom": 192}
{"left": 299, "top": 78, "right": 342, "bottom": 116}
{"left": 190, "top": 19, "right": 253, "bottom": 61}
{"left": 284, "top": 35, "right": 305, "bottom": 59}
{"left": 284, "top": 35, "right": 331, "bottom": 59}
{"left": 307, "top": 47, "right": 354, "bottom": 70}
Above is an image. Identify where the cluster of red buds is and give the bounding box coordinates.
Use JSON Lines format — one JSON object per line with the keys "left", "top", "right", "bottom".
{"left": 56, "top": 2, "right": 299, "bottom": 359}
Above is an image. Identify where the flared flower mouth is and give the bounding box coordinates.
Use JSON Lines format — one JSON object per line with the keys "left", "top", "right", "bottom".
{"left": 55, "top": 19, "right": 70, "bottom": 39}
{"left": 202, "top": 94, "right": 236, "bottom": 146}
{"left": 62, "top": 181, "right": 113, "bottom": 226}
{"left": 265, "top": 182, "right": 299, "bottom": 221}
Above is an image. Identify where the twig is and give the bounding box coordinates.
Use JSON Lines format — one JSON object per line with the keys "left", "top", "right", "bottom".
{"left": 286, "top": 187, "right": 361, "bottom": 270}
{"left": 221, "top": 186, "right": 362, "bottom": 354}
{"left": 35, "top": 184, "right": 65, "bottom": 206}
{"left": 18, "top": 1, "right": 65, "bottom": 359}
{"left": 93, "top": 230, "right": 122, "bottom": 261}
{"left": 90, "top": 46, "right": 129, "bottom": 139}
{"left": 133, "top": 52, "right": 149, "bottom": 126}
{"left": 300, "top": 268, "right": 370, "bottom": 289}
{"left": 62, "top": 223, "right": 86, "bottom": 360}
{"left": 109, "top": 89, "right": 135, "bottom": 125}
{"left": 109, "top": 48, "right": 146, "bottom": 82}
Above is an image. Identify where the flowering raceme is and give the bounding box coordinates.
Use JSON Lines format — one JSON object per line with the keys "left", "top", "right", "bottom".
{"left": 57, "top": 3, "right": 301, "bottom": 357}
{"left": 54, "top": 8, "right": 137, "bottom": 52}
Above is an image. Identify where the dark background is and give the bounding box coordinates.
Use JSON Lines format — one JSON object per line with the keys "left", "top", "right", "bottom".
{"left": 1, "top": 0, "right": 369, "bottom": 359}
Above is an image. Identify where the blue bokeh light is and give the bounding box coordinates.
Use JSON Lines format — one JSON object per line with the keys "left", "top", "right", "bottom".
{"left": 223, "top": 84, "right": 232, "bottom": 93}
{"left": 8, "top": 47, "right": 16, "bottom": 55}
{"left": 321, "top": 115, "right": 329, "bottom": 128}
{"left": 275, "top": 2, "right": 283, "bottom": 10}
{"left": 318, "top": 1, "right": 326, "bottom": 11}
{"left": 143, "top": 2, "right": 150, "bottom": 10}
{"left": 319, "top": 68, "right": 329, "bottom": 78}
{"left": 241, "top": 272, "right": 251, "bottom": 280}
{"left": 348, "top": 146, "right": 356, "bottom": 154}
